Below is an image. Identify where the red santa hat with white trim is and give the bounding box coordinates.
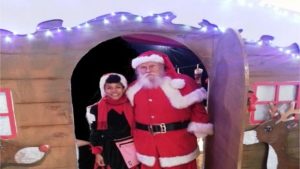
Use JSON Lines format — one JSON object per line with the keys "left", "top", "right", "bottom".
{"left": 131, "top": 50, "right": 185, "bottom": 88}
{"left": 132, "top": 50, "right": 176, "bottom": 75}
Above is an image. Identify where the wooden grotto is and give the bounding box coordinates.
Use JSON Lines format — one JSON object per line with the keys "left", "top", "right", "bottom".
{"left": 0, "top": 12, "right": 299, "bottom": 169}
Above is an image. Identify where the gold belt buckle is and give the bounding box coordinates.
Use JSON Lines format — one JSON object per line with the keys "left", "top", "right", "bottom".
{"left": 148, "top": 123, "right": 167, "bottom": 134}
{"left": 160, "top": 123, "right": 167, "bottom": 133}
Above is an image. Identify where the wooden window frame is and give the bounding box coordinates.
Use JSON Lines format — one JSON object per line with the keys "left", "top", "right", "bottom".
{"left": 250, "top": 81, "right": 300, "bottom": 125}
{"left": 0, "top": 88, "right": 17, "bottom": 139}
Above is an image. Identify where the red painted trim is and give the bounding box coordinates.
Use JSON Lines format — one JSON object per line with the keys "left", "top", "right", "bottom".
{"left": 249, "top": 85, "right": 258, "bottom": 124}
{"left": 274, "top": 84, "right": 279, "bottom": 104}
{"left": 295, "top": 84, "right": 300, "bottom": 120}
{"left": 250, "top": 81, "right": 300, "bottom": 125}
{"left": 0, "top": 88, "right": 17, "bottom": 140}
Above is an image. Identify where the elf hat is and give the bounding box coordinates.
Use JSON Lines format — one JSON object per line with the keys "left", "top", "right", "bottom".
{"left": 99, "top": 73, "right": 128, "bottom": 97}
{"left": 131, "top": 50, "right": 178, "bottom": 77}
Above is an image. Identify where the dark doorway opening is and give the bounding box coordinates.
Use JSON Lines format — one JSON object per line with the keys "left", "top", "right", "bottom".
{"left": 71, "top": 34, "right": 208, "bottom": 169}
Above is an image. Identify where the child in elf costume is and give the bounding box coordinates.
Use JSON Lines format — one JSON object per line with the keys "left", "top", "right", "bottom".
{"left": 86, "top": 73, "right": 139, "bottom": 169}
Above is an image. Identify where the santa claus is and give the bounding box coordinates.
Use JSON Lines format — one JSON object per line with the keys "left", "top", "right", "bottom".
{"left": 126, "top": 50, "right": 213, "bottom": 169}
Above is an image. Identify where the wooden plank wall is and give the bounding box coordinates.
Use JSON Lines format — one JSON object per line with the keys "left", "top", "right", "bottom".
{"left": 0, "top": 21, "right": 140, "bottom": 169}
{"left": 0, "top": 39, "right": 79, "bottom": 168}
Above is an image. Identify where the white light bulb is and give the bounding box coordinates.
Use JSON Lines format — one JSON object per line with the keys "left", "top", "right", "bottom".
{"left": 5, "top": 36, "right": 12, "bottom": 43}
{"left": 200, "top": 27, "right": 207, "bottom": 32}
{"left": 285, "top": 50, "right": 291, "bottom": 54}
{"left": 103, "top": 19, "right": 110, "bottom": 24}
{"left": 121, "top": 15, "right": 127, "bottom": 21}
{"left": 27, "top": 34, "right": 34, "bottom": 40}
{"left": 135, "top": 16, "right": 143, "bottom": 22}
{"left": 84, "top": 23, "right": 90, "bottom": 28}
{"left": 257, "top": 41, "right": 263, "bottom": 46}
{"left": 45, "top": 30, "right": 53, "bottom": 37}
{"left": 156, "top": 16, "right": 163, "bottom": 23}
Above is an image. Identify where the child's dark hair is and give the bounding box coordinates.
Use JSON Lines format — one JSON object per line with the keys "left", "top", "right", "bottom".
{"left": 105, "top": 74, "right": 122, "bottom": 84}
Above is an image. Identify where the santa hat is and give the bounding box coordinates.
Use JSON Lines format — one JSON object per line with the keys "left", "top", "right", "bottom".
{"left": 132, "top": 50, "right": 180, "bottom": 76}
{"left": 99, "top": 73, "right": 128, "bottom": 97}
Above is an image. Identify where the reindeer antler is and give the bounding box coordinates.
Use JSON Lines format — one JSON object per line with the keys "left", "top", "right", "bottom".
{"left": 276, "top": 101, "right": 300, "bottom": 124}
{"left": 268, "top": 102, "right": 279, "bottom": 118}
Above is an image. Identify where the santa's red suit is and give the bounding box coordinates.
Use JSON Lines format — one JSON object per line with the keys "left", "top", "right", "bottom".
{"left": 126, "top": 51, "right": 213, "bottom": 168}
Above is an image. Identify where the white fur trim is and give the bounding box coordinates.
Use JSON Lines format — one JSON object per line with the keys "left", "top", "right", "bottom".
{"left": 132, "top": 54, "right": 164, "bottom": 69}
{"left": 161, "top": 77, "right": 206, "bottom": 109}
{"left": 187, "top": 122, "right": 213, "bottom": 138}
{"left": 126, "top": 82, "right": 143, "bottom": 106}
{"left": 99, "top": 73, "right": 128, "bottom": 97}
{"left": 136, "top": 152, "right": 156, "bottom": 167}
{"left": 126, "top": 77, "right": 206, "bottom": 108}
{"left": 170, "top": 79, "right": 185, "bottom": 89}
{"left": 15, "top": 147, "right": 45, "bottom": 164}
{"left": 199, "top": 87, "right": 207, "bottom": 99}
{"left": 86, "top": 106, "right": 95, "bottom": 127}
{"left": 243, "top": 130, "right": 259, "bottom": 145}
{"left": 159, "top": 148, "right": 200, "bottom": 167}
{"left": 136, "top": 149, "right": 200, "bottom": 167}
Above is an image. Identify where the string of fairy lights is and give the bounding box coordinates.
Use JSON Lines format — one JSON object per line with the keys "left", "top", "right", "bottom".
{"left": 1, "top": 12, "right": 225, "bottom": 43}
{"left": 1, "top": 0, "right": 300, "bottom": 60}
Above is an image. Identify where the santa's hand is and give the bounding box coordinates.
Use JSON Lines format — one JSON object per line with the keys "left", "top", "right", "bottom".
{"left": 199, "top": 87, "right": 207, "bottom": 100}
{"left": 187, "top": 122, "right": 213, "bottom": 138}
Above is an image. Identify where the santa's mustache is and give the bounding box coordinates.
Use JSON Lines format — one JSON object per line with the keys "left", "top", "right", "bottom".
{"left": 139, "top": 73, "right": 153, "bottom": 79}
{"left": 137, "top": 73, "right": 164, "bottom": 88}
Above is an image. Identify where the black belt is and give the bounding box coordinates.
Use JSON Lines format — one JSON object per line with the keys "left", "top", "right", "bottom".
{"left": 135, "top": 120, "right": 190, "bottom": 134}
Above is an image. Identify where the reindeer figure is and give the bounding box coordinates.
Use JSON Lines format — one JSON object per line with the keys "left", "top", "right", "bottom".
{"left": 243, "top": 102, "right": 300, "bottom": 169}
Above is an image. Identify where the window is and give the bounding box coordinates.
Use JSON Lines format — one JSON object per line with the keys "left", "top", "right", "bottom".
{"left": 250, "top": 81, "right": 300, "bottom": 124}
{"left": 0, "top": 88, "right": 17, "bottom": 139}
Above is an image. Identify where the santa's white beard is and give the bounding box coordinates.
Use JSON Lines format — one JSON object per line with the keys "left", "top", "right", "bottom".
{"left": 137, "top": 73, "right": 164, "bottom": 89}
